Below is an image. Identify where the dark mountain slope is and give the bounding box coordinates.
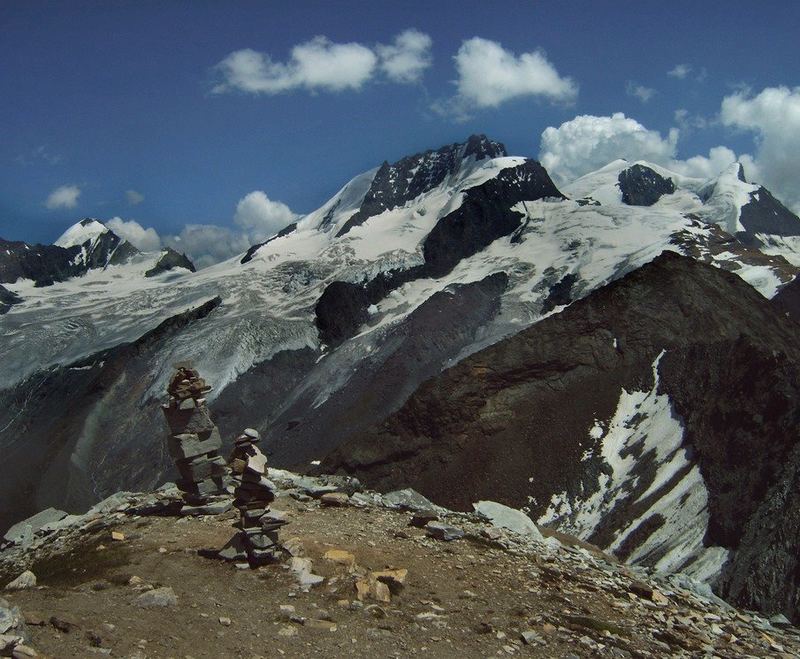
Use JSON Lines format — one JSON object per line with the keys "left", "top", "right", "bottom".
{"left": 321, "top": 251, "right": 800, "bottom": 620}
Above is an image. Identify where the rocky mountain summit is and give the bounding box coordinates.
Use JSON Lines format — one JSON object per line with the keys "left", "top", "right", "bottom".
{"left": 0, "top": 219, "right": 194, "bottom": 288}
{"left": 2, "top": 470, "right": 799, "bottom": 658}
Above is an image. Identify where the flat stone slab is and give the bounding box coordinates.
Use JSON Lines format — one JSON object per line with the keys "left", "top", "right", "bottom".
{"left": 473, "top": 500, "right": 544, "bottom": 542}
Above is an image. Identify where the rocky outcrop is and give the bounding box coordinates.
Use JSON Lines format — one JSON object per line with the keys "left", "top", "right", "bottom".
{"left": 240, "top": 223, "right": 298, "bottom": 264}
{"left": 0, "top": 285, "right": 22, "bottom": 314}
{"left": 618, "top": 164, "right": 675, "bottom": 206}
{"left": 321, "top": 252, "right": 800, "bottom": 621}
{"left": 145, "top": 248, "right": 196, "bottom": 277}
{"left": 738, "top": 186, "right": 800, "bottom": 243}
{"left": 773, "top": 275, "right": 800, "bottom": 320}
{"left": 336, "top": 134, "right": 507, "bottom": 236}
{"left": 0, "top": 238, "right": 84, "bottom": 286}
{"left": 314, "top": 281, "right": 370, "bottom": 348}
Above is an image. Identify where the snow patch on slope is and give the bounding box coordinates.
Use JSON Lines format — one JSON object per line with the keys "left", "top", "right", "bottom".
{"left": 538, "top": 352, "right": 727, "bottom": 582}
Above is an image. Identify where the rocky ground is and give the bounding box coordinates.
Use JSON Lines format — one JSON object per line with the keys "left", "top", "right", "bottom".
{"left": 2, "top": 472, "right": 798, "bottom": 658}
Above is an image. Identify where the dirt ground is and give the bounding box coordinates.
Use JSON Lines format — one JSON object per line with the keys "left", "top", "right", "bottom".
{"left": 4, "top": 492, "right": 797, "bottom": 658}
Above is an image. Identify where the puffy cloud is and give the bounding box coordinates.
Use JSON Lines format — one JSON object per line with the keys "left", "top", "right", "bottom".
{"left": 106, "top": 217, "right": 162, "bottom": 252}
{"left": 233, "top": 190, "right": 298, "bottom": 241}
{"left": 376, "top": 29, "right": 432, "bottom": 83}
{"left": 720, "top": 86, "right": 800, "bottom": 211}
{"left": 667, "top": 145, "right": 743, "bottom": 180}
{"left": 439, "top": 38, "right": 576, "bottom": 118}
{"left": 536, "top": 108, "right": 785, "bottom": 198}
{"left": 212, "top": 31, "right": 432, "bottom": 95}
{"left": 212, "top": 37, "right": 376, "bottom": 94}
{"left": 164, "top": 224, "right": 251, "bottom": 270}
{"left": 141, "top": 190, "right": 300, "bottom": 269}
{"left": 45, "top": 184, "right": 81, "bottom": 210}
{"left": 668, "top": 64, "right": 692, "bottom": 79}
{"left": 626, "top": 81, "right": 656, "bottom": 103}
{"left": 125, "top": 189, "right": 144, "bottom": 206}
{"left": 539, "top": 113, "right": 678, "bottom": 183}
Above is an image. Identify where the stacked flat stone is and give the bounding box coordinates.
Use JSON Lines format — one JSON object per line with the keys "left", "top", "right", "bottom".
{"left": 161, "top": 366, "right": 227, "bottom": 504}
{"left": 227, "top": 428, "right": 286, "bottom": 566}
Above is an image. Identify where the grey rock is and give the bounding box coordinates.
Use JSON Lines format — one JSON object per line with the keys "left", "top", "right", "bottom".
{"left": 166, "top": 428, "right": 222, "bottom": 461}
{"left": 3, "top": 508, "right": 68, "bottom": 545}
{"left": 88, "top": 492, "right": 135, "bottom": 515}
{"left": 0, "top": 598, "right": 27, "bottom": 642}
{"left": 383, "top": 488, "right": 441, "bottom": 512}
{"left": 134, "top": 586, "right": 177, "bottom": 608}
{"left": 179, "top": 499, "right": 232, "bottom": 516}
{"left": 4, "top": 571, "right": 36, "bottom": 591}
{"left": 473, "top": 500, "right": 544, "bottom": 542}
{"left": 425, "top": 522, "right": 465, "bottom": 541}
{"left": 770, "top": 613, "right": 792, "bottom": 627}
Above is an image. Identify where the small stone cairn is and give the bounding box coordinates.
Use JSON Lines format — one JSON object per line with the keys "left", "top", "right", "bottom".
{"left": 221, "top": 428, "right": 286, "bottom": 566}
{"left": 161, "top": 366, "right": 227, "bottom": 509}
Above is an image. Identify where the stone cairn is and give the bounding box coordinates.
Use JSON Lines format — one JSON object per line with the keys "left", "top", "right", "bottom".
{"left": 161, "top": 366, "right": 227, "bottom": 510}
{"left": 220, "top": 428, "right": 286, "bottom": 566}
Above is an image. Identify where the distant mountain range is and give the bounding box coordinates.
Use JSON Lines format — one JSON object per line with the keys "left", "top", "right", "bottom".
{"left": 2, "top": 135, "right": 800, "bottom": 621}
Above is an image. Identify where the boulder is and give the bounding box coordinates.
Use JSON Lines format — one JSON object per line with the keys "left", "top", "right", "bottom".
{"left": 134, "top": 586, "right": 177, "bottom": 608}
{"left": 473, "top": 500, "right": 544, "bottom": 542}
{"left": 383, "top": 489, "right": 440, "bottom": 512}
{"left": 4, "top": 571, "right": 36, "bottom": 591}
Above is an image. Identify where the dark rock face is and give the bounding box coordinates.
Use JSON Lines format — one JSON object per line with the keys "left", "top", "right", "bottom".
{"left": 541, "top": 273, "right": 579, "bottom": 313}
{"left": 421, "top": 160, "right": 563, "bottom": 278}
{"left": 0, "top": 296, "right": 222, "bottom": 534}
{"left": 773, "top": 275, "right": 800, "bottom": 321}
{"left": 618, "top": 164, "right": 676, "bottom": 206}
{"left": 321, "top": 252, "right": 800, "bottom": 621}
{"left": 315, "top": 160, "right": 563, "bottom": 345}
{"left": 336, "top": 135, "right": 507, "bottom": 236}
{"left": 145, "top": 248, "right": 196, "bottom": 277}
{"left": 738, "top": 187, "right": 800, "bottom": 242}
{"left": 0, "top": 284, "right": 23, "bottom": 314}
{"left": 0, "top": 239, "right": 83, "bottom": 286}
{"left": 315, "top": 281, "right": 371, "bottom": 348}
{"left": 240, "top": 223, "right": 298, "bottom": 264}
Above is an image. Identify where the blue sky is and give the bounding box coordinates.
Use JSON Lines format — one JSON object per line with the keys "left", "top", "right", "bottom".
{"left": 1, "top": 1, "right": 799, "bottom": 264}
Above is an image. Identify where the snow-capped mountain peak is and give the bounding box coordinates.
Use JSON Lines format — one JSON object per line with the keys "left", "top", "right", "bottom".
{"left": 54, "top": 218, "right": 110, "bottom": 249}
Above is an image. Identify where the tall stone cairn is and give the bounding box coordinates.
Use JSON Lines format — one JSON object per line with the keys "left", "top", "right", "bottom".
{"left": 225, "top": 429, "right": 286, "bottom": 566}
{"left": 161, "top": 366, "right": 227, "bottom": 504}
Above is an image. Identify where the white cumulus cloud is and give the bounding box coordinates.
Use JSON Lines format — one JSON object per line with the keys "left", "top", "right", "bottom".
{"left": 106, "top": 217, "right": 162, "bottom": 252}
{"left": 377, "top": 28, "right": 432, "bottom": 83}
{"left": 441, "top": 38, "right": 577, "bottom": 118}
{"left": 233, "top": 190, "right": 298, "bottom": 242}
{"left": 45, "top": 184, "right": 81, "bottom": 210}
{"left": 539, "top": 113, "right": 678, "bottom": 183}
{"left": 212, "top": 37, "right": 376, "bottom": 94}
{"left": 212, "top": 30, "right": 432, "bottom": 95}
{"left": 125, "top": 189, "right": 144, "bottom": 206}
{"left": 536, "top": 110, "right": 777, "bottom": 197}
{"left": 164, "top": 224, "right": 252, "bottom": 270}
{"left": 720, "top": 86, "right": 800, "bottom": 211}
